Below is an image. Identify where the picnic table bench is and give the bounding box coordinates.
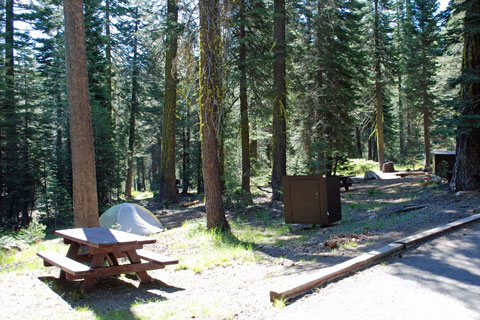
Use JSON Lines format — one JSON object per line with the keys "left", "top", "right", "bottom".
{"left": 37, "top": 227, "right": 178, "bottom": 292}
{"left": 395, "top": 171, "right": 428, "bottom": 178}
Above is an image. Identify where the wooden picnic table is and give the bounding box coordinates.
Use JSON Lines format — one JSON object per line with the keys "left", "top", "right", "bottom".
{"left": 338, "top": 175, "right": 357, "bottom": 191}
{"left": 37, "top": 227, "right": 178, "bottom": 292}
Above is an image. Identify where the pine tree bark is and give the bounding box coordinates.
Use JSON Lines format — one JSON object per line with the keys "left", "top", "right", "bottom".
{"left": 160, "top": 0, "right": 179, "bottom": 203}
{"left": 396, "top": 1, "right": 405, "bottom": 155}
{"left": 182, "top": 126, "right": 191, "bottom": 193}
{"left": 272, "top": 0, "right": 287, "bottom": 201}
{"left": 196, "top": 133, "right": 203, "bottom": 193}
{"left": 199, "top": 0, "right": 229, "bottom": 231}
{"left": 419, "top": 14, "right": 431, "bottom": 169}
{"left": 239, "top": 0, "right": 251, "bottom": 194}
{"left": 4, "top": 0, "right": 19, "bottom": 220}
{"left": 374, "top": 0, "right": 385, "bottom": 171}
{"left": 355, "top": 127, "right": 362, "bottom": 157}
{"left": 105, "top": 0, "right": 113, "bottom": 116}
{"left": 250, "top": 120, "right": 258, "bottom": 160}
{"left": 315, "top": 0, "right": 326, "bottom": 173}
{"left": 63, "top": 0, "right": 99, "bottom": 227}
{"left": 450, "top": 0, "right": 480, "bottom": 191}
{"left": 56, "top": 91, "right": 65, "bottom": 188}
{"left": 421, "top": 61, "right": 431, "bottom": 168}
{"left": 151, "top": 141, "right": 159, "bottom": 183}
{"left": 218, "top": 124, "right": 226, "bottom": 192}
{"left": 125, "top": 13, "right": 139, "bottom": 199}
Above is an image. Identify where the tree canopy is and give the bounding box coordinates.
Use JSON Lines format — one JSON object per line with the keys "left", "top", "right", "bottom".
{"left": 0, "top": 0, "right": 477, "bottom": 229}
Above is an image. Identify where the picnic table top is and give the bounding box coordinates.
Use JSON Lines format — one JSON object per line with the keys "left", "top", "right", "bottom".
{"left": 55, "top": 227, "right": 156, "bottom": 248}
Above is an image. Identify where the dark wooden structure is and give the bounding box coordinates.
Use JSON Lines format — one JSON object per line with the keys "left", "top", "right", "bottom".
{"left": 338, "top": 175, "right": 354, "bottom": 191}
{"left": 282, "top": 175, "right": 341, "bottom": 225}
{"left": 37, "top": 227, "right": 178, "bottom": 292}
{"left": 433, "top": 151, "right": 456, "bottom": 180}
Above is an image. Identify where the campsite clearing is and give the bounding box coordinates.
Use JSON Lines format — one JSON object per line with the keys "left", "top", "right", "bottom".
{"left": 1, "top": 174, "right": 480, "bottom": 319}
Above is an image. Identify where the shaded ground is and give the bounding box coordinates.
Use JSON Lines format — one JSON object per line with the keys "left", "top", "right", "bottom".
{"left": 1, "top": 173, "right": 479, "bottom": 319}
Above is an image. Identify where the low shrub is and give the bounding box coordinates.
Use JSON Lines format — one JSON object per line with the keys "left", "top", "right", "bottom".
{"left": 0, "top": 218, "right": 46, "bottom": 251}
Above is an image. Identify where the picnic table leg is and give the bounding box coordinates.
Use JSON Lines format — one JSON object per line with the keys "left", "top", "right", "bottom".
{"left": 80, "top": 253, "right": 105, "bottom": 292}
{"left": 106, "top": 253, "right": 119, "bottom": 266}
{"left": 126, "top": 250, "right": 153, "bottom": 283}
{"left": 60, "top": 242, "right": 80, "bottom": 279}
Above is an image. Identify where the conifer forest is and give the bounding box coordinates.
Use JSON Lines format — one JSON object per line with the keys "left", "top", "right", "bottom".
{"left": 1, "top": 0, "right": 479, "bottom": 229}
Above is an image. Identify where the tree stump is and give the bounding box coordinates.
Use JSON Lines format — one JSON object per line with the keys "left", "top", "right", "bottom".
{"left": 383, "top": 162, "right": 395, "bottom": 173}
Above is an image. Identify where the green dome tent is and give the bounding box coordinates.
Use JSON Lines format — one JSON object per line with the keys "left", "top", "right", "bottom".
{"left": 99, "top": 203, "right": 164, "bottom": 235}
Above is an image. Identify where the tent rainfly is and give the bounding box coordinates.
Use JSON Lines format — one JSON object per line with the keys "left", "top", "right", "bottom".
{"left": 99, "top": 203, "right": 164, "bottom": 235}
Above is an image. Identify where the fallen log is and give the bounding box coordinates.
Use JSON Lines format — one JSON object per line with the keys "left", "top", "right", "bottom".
{"left": 400, "top": 205, "right": 426, "bottom": 213}
{"left": 388, "top": 205, "right": 426, "bottom": 215}
{"left": 181, "top": 200, "right": 200, "bottom": 207}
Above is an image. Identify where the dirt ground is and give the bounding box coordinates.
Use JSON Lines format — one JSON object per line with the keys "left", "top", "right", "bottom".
{"left": 1, "top": 173, "right": 479, "bottom": 319}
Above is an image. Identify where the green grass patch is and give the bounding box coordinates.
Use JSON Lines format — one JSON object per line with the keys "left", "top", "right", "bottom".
{"left": 339, "top": 241, "right": 358, "bottom": 249}
{"left": 94, "top": 309, "right": 135, "bottom": 320}
{"left": 233, "top": 221, "right": 290, "bottom": 245}
{"left": 273, "top": 297, "right": 287, "bottom": 308}
{"left": 155, "top": 215, "right": 297, "bottom": 273}
{"left": 345, "top": 202, "right": 382, "bottom": 212}
{"left": 337, "top": 158, "right": 378, "bottom": 177}
{"left": 0, "top": 239, "right": 65, "bottom": 274}
{"left": 131, "top": 299, "right": 234, "bottom": 320}
{"left": 394, "top": 161, "right": 424, "bottom": 171}
{"left": 130, "top": 190, "right": 154, "bottom": 200}
{"left": 161, "top": 220, "right": 259, "bottom": 273}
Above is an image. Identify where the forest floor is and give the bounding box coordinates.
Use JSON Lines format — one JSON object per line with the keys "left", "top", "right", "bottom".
{"left": 1, "top": 172, "right": 480, "bottom": 319}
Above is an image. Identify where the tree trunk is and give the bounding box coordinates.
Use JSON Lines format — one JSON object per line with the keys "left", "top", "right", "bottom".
{"left": 250, "top": 120, "right": 258, "bottom": 161}
{"left": 20, "top": 69, "right": 32, "bottom": 226}
{"left": 151, "top": 137, "right": 160, "bottom": 180}
{"left": 272, "top": 0, "right": 287, "bottom": 201}
{"left": 182, "top": 126, "right": 191, "bottom": 194}
{"left": 196, "top": 134, "right": 203, "bottom": 193}
{"left": 450, "top": 0, "right": 480, "bottom": 191}
{"left": 315, "top": 0, "right": 326, "bottom": 174}
{"left": 239, "top": 0, "right": 251, "bottom": 194}
{"left": 105, "top": 0, "right": 113, "bottom": 116}
{"left": 4, "top": 0, "right": 18, "bottom": 221}
{"left": 125, "top": 14, "right": 139, "bottom": 199}
{"left": 398, "top": 78, "right": 405, "bottom": 154}
{"left": 199, "top": 0, "right": 229, "bottom": 231}
{"left": 137, "top": 157, "right": 145, "bottom": 191}
{"left": 56, "top": 91, "right": 65, "bottom": 188}
{"left": 406, "top": 107, "right": 412, "bottom": 160}
{"left": 374, "top": 0, "right": 385, "bottom": 171}
{"left": 160, "top": 0, "right": 179, "bottom": 204}
{"left": 422, "top": 61, "right": 431, "bottom": 169}
{"left": 419, "top": 18, "right": 432, "bottom": 169}
{"left": 368, "top": 135, "right": 373, "bottom": 160}
{"left": 355, "top": 127, "right": 362, "bottom": 157}
{"left": 63, "top": 0, "right": 99, "bottom": 227}
{"left": 396, "top": 1, "right": 405, "bottom": 155}
{"left": 218, "top": 124, "right": 226, "bottom": 192}
{"left": 151, "top": 135, "right": 162, "bottom": 196}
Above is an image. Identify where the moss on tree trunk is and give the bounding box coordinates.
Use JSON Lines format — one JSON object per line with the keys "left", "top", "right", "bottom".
{"left": 199, "top": 0, "right": 229, "bottom": 231}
